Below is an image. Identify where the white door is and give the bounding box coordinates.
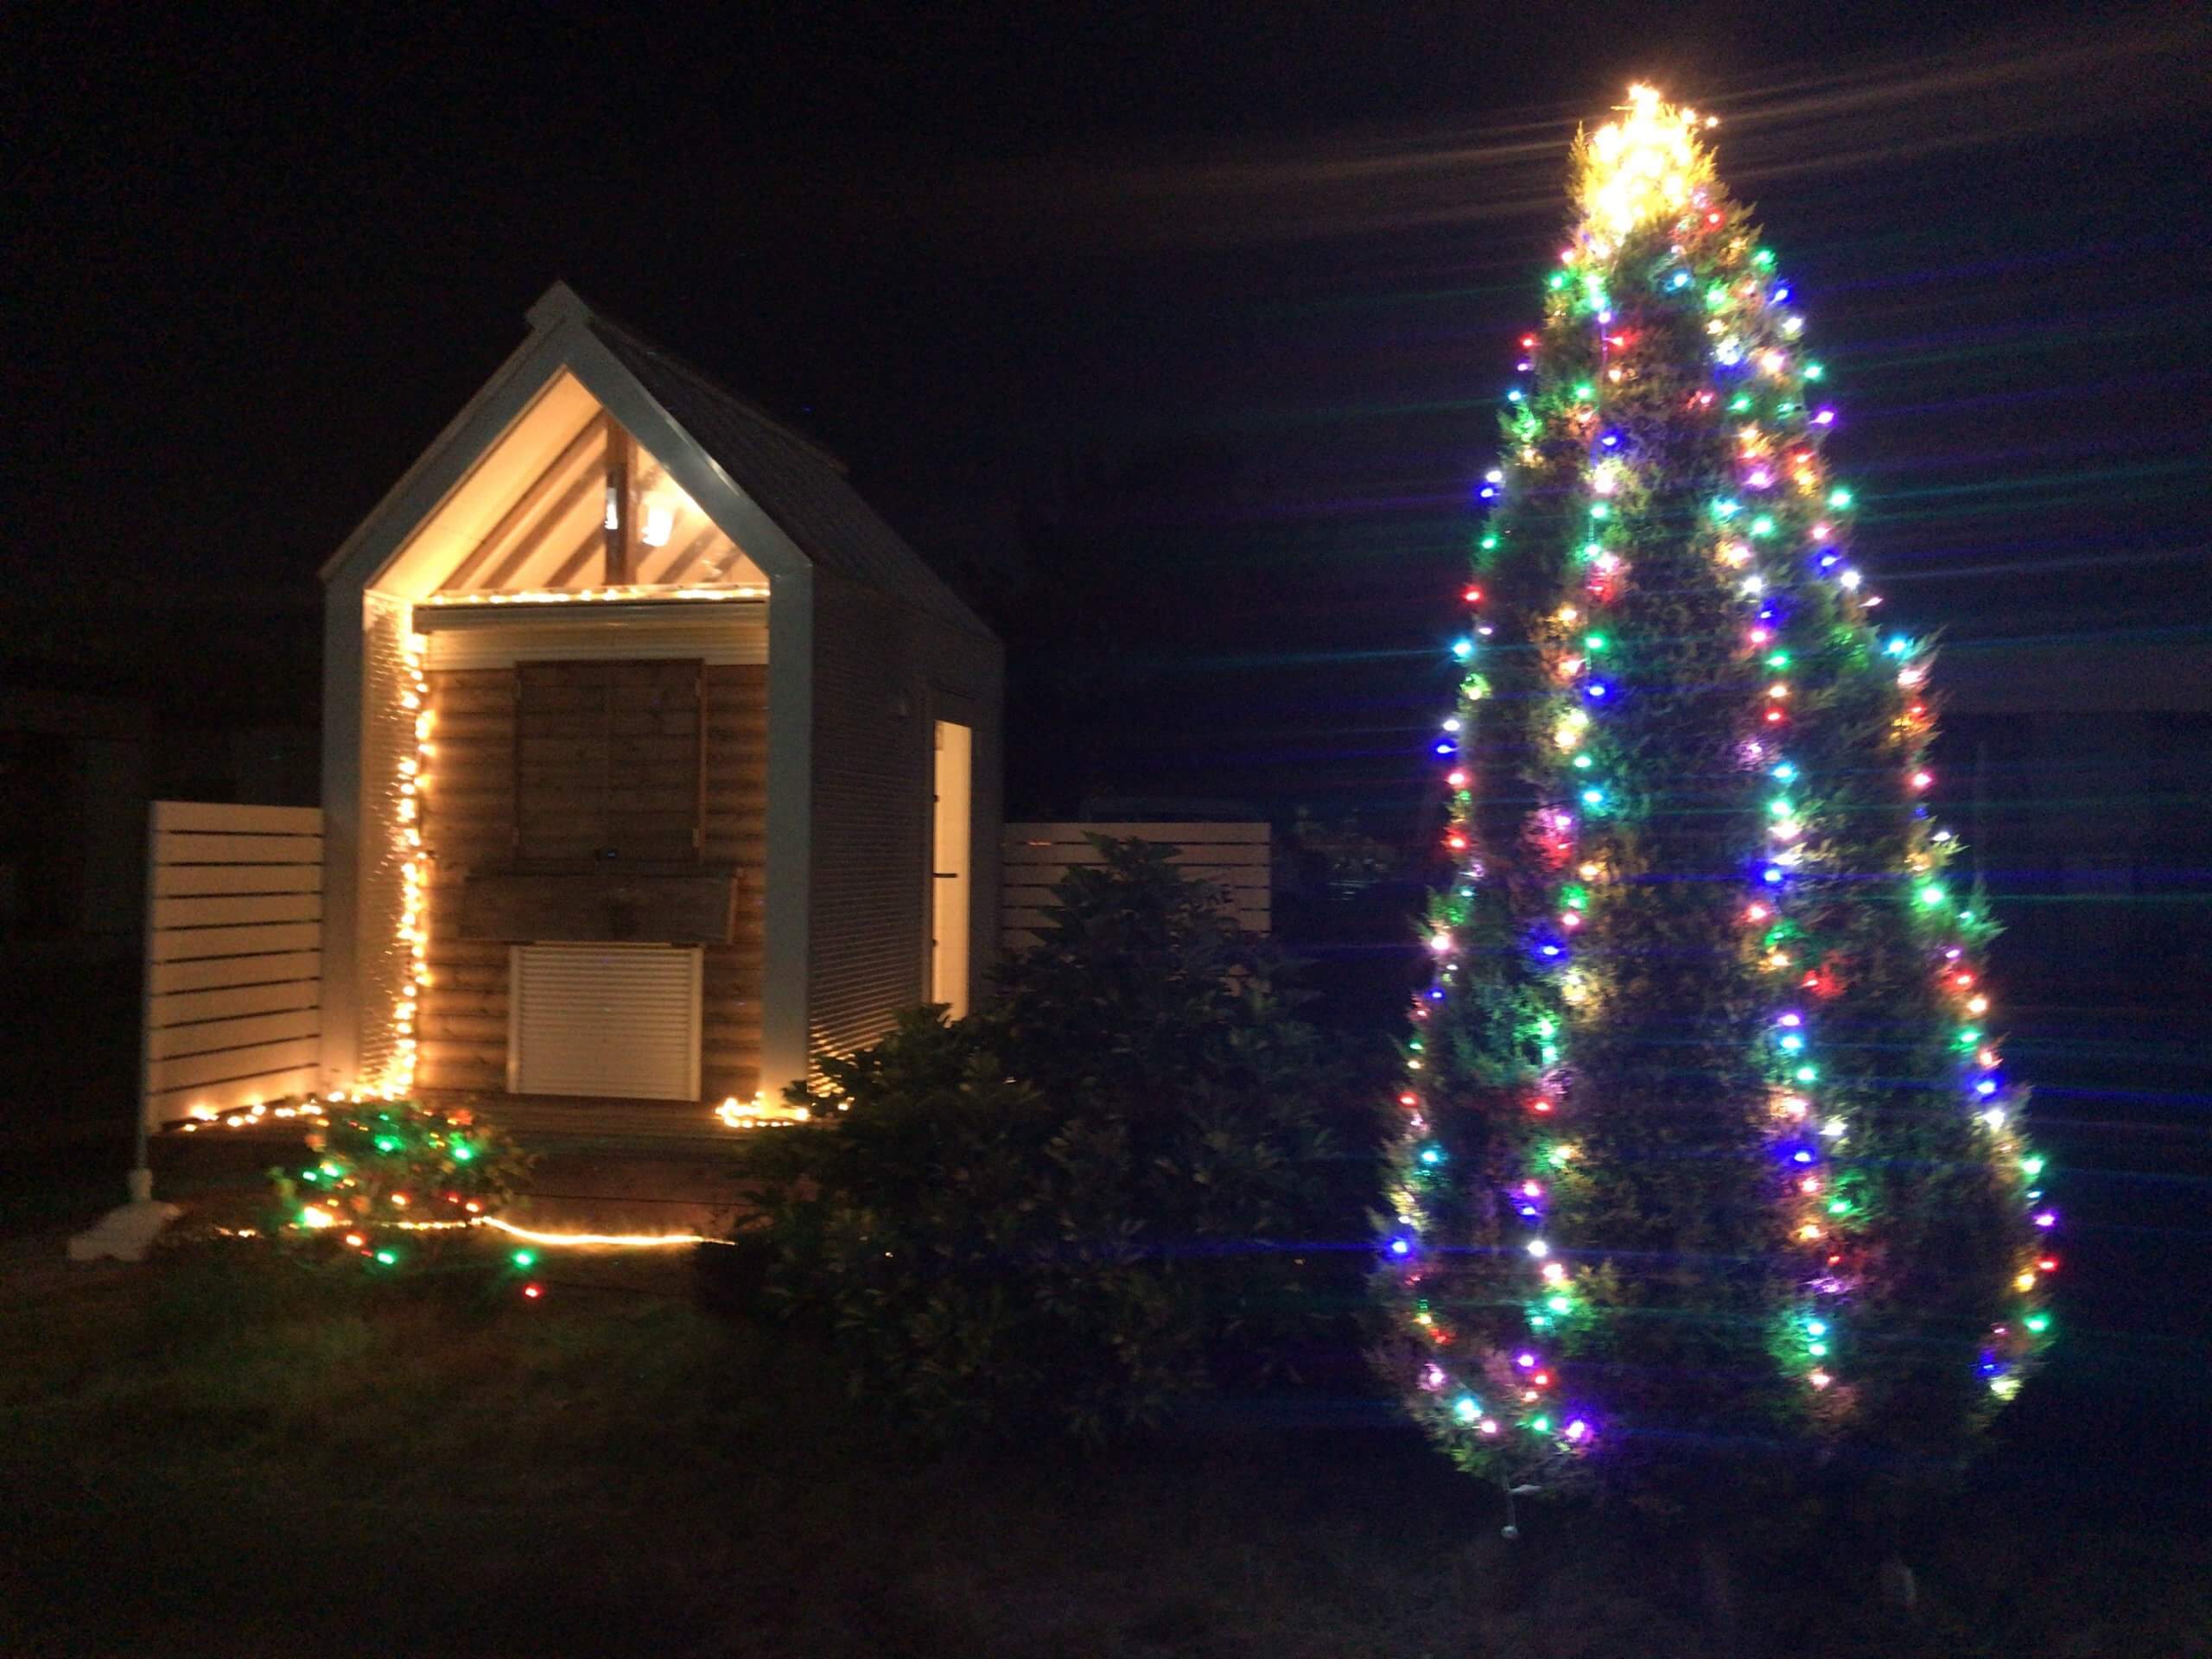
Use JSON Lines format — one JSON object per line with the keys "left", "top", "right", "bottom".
{"left": 509, "top": 943, "right": 702, "bottom": 1100}
{"left": 931, "top": 721, "right": 973, "bottom": 1018}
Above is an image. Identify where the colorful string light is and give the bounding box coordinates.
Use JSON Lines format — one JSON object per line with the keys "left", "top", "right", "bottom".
{"left": 1380, "top": 85, "right": 2049, "bottom": 1497}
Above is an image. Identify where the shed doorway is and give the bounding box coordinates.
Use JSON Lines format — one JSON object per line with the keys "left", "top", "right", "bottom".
{"left": 931, "top": 720, "right": 973, "bottom": 1017}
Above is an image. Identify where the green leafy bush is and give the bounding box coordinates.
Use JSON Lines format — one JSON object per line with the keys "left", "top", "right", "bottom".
{"left": 270, "top": 1098, "right": 534, "bottom": 1281}
{"left": 752, "top": 838, "right": 1368, "bottom": 1440}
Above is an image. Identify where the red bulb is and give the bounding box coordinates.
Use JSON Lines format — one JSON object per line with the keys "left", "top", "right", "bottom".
{"left": 522, "top": 1283, "right": 543, "bottom": 1300}
{"left": 1464, "top": 585, "right": 1484, "bottom": 605}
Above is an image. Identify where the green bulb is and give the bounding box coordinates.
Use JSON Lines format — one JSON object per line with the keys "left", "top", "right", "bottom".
{"left": 1750, "top": 515, "right": 1777, "bottom": 537}
{"left": 1481, "top": 535, "right": 1500, "bottom": 550}
{"left": 2021, "top": 1155, "right": 2046, "bottom": 1179}
{"left": 1547, "top": 1294, "right": 1573, "bottom": 1314}
{"left": 1827, "top": 486, "right": 1853, "bottom": 509}
{"left": 1573, "top": 753, "right": 1592, "bottom": 770}
{"left": 1729, "top": 394, "right": 1754, "bottom": 413}
{"left": 1827, "top": 1198, "right": 1848, "bottom": 1216}
{"left": 1707, "top": 283, "right": 1730, "bottom": 309}
{"left": 1918, "top": 884, "right": 1947, "bottom": 907}
{"left": 1770, "top": 798, "right": 1795, "bottom": 817}
{"left": 373, "top": 1135, "right": 401, "bottom": 1154}
{"left": 1804, "top": 362, "right": 1826, "bottom": 381}
{"left": 1590, "top": 501, "right": 1611, "bottom": 520}
{"left": 1582, "top": 543, "right": 1605, "bottom": 561}
{"left": 512, "top": 1249, "right": 537, "bottom": 1268}
{"left": 1529, "top": 1414, "right": 1553, "bottom": 1434}
{"left": 1573, "top": 382, "right": 1596, "bottom": 402}
{"left": 1585, "top": 632, "right": 1608, "bottom": 651}
{"left": 2024, "top": 1313, "right": 2050, "bottom": 1335}
{"left": 450, "top": 1142, "right": 475, "bottom": 1163}
{"left": 1535, "top": 1018, "right": 1558, "bottom": 1039}
{"left": 1808, "top": 1341, "right": 1828, "bottom": 1358}
{"left": 373, "top": 1249, "right": 398, "bottom": 1267}
{"left": 1794, "top": 1065, "right": 1817, "bottom": 1084}
{"left": 1765, "top": 650, "right": 1791, "bottom": 669}
{"left": 1541, "top": 1044, "right": 1560, "bottom": 1065}
{"left": 1753, "top": 248, "right": 1775, "bottom": 269}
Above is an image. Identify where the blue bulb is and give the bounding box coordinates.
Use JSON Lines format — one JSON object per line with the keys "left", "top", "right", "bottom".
{"left": 1762, "top": 866, "right": 1784, "bottom": 886}
{"left": 1389, "top": 1237, "right": 1412, "bottom": 1257}
{"left": 1434, "top": 742, "right": 1455, "bottom": 756}
{"left": 1792, "top": 1149, "right": 1815, "bottom": 1165}
{"left": 1585, "top": 683, "right": 1611, "bottom": 701}
{"left": 1452, "top": 639, "right": 1474, "bottom": 660}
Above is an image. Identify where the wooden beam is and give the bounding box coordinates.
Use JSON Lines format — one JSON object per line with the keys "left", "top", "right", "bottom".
{"left": 540, "top": 524, "right": 609, "bottom": 592}
{"left": 477, "top": 465, "right": 603, "bottom": 592}
{"left": 440, "top": 416, "right": 605, "bottom": 593}
{"left": 651, "top": 523, "right": 725, "bottom": 587}
{"left": 604, "top": 418, "right": 635, "bottom": 585}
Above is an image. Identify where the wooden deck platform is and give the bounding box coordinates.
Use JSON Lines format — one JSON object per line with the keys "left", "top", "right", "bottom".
{"left": 152, "top": 1092, "right": 782, "bottom": 1237}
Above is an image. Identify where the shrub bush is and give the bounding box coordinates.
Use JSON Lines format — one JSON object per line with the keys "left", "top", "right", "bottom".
{"left": 753, "top": 837, "right": 1370, "bottom": 1440}
{"left": 269, "top": 1098, "right": 534, "bottom": 1284}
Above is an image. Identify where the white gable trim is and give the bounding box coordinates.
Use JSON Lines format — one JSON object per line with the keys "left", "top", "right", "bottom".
{"left": 323, "top": 312, "right": 816, "bottom": 599}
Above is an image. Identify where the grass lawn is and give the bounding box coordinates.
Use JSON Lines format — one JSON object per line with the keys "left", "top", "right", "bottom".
{"left": 3, "top": 1237, "right": 2209, "bottom": 1659}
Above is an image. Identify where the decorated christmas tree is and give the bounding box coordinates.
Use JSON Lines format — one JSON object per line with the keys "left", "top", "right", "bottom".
{"left": 1376, "top": 87, "right": 2053, "bottom": 1508}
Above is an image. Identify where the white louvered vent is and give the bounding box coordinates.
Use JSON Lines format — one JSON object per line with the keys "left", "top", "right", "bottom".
{"left": 509, "top": 944, "right": 702, "bottom": 1101}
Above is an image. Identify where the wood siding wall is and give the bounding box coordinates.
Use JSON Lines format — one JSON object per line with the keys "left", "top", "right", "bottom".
{"left": 804, "top": 575, "right": 1003, "bottom": 1071}
{"left": 143, "top": 801, "right": 324, "bottom": 1128}
{"left": 1001, "top": 822, "right": 1270, "bottom": 952}
{"left": 416, "top": 662, "right": 765, "bottom": 1102}
{"left": 806, "top": 579, "right": 926, "bottom": 1065}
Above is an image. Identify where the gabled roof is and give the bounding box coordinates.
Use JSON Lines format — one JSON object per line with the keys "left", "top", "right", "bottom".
{"left": 575, "top": 287, "right": 989, "bottom": 638}
{"left": 325, "top": 283, "right": 994, "bottom": 641}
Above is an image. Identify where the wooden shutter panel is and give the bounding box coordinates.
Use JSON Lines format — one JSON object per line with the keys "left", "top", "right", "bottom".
{"left": 513, "top": 659, "right": 703, "bottom": 863}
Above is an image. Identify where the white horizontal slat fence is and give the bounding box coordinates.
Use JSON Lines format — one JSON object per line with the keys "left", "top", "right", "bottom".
{"left": 141, "top": 801, "right": 324, "bottom": 1130}
{"left": 1001, "top": 822, "right": 1270, "bottom": 954}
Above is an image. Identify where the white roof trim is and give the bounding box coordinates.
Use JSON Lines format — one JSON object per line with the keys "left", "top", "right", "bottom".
{"left": 322, "top": 284, "right": 812, "bottom": 598}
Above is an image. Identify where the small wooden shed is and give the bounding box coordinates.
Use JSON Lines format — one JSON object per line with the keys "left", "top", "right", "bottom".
{"left": 316, "top": 283, "right": 1001, "bottom": 1126}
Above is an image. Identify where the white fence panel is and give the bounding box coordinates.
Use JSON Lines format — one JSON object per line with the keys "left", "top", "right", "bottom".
{"left": 1001, "top": 822, "right": 1269, "bottom": 954}
{"left": 142, "top": 801, "right": 324, "bottom": 1130}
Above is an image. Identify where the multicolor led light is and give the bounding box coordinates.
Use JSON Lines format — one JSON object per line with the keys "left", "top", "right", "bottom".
{"left": 1381, "top": 85, "right": 2049, "bottom": 1495}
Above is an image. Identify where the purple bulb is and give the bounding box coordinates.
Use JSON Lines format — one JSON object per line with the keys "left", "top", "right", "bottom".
{"left": 2033, "top": 1211, "right": 2056, "bottom": 1230}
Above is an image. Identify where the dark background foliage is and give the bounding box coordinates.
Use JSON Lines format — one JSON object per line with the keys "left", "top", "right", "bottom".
{"left": 748, "top": 842, "right": 1374, "bottom": 1440}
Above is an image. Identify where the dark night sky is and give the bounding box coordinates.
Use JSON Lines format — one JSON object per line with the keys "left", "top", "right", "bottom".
{"left": 11, "top": 1, "right": 2210, "bottom": 821}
